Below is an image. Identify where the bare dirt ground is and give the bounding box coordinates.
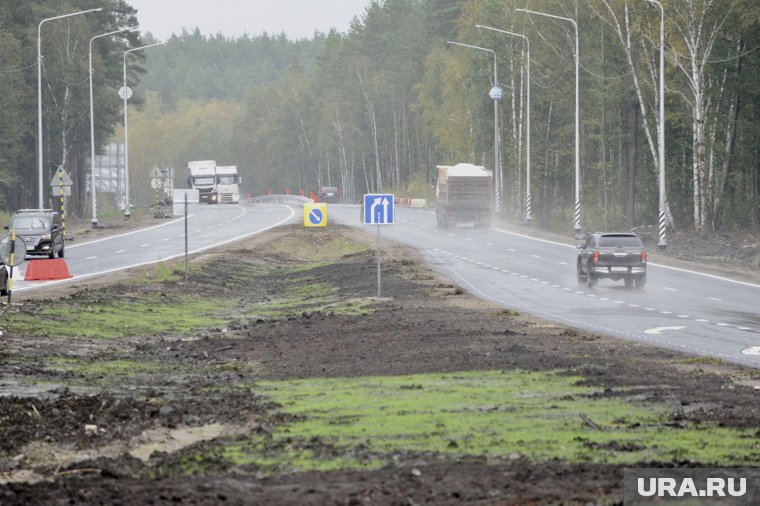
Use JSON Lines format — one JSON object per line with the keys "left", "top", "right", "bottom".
{"left": 1, "top": 222, "right": 759, "bottom": 505}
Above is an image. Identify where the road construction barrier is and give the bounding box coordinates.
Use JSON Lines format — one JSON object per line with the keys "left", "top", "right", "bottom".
{"left": 25, "top": 259, "right": 73, "bottom": 281}
{"left": 394, "top": 197, "right": 427, "bottom": 208}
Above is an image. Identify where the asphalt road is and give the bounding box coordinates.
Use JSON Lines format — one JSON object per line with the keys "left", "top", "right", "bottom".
{"left": 328, "top": 204, "right": 760, "bottom": 369}
{"left": 11, "top": 204, "right": 294, "bottom": 293}
{"left": 9, "top": 202, "right": 760, "bottom": 368}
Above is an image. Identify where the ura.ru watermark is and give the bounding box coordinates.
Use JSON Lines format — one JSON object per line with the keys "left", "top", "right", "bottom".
{"left": 624, "top": 468, "right": 760, "bottom": 504}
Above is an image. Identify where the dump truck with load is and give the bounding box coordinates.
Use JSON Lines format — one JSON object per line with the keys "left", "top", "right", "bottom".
{"left": 435, "top": 163, "right": 493, "bottom": 228}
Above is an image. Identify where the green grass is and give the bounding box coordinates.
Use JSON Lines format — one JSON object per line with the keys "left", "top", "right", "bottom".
{"left": 3, "top": 294, "right": 228, "bottom": 339}
{"left": 680, "top": 356, "right": 725, "bottom": 366}
{"left": 190, "top": 370, "right": 760, "bottom": 475}
{"left": 47, "top": 357, "right": 165, "bottom": 377}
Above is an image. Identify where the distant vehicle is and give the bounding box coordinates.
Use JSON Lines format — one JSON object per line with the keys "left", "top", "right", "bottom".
{"left": 216, "top": 166, "right": 241, "bottom": 204}
{"left": 187, "top": 160, "right": 218, "bottom": 204}
{"left": 4, "top": 209, "right": 65, "bottom": 259}
{"left": 576, "top": 232, "right": 647, "bottom": 289}
{"left": 318, "top": 186, "right": 340, "bottom": 203}
{"left": 435, "top": 163, "right": 493, "bottom": 228}
{"left": 0, "top": 263, "right": 7, "bottom": 296}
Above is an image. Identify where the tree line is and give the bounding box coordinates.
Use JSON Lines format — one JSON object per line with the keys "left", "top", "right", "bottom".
{"left": 3, "top": 0, "right": 760, "bottom": 235}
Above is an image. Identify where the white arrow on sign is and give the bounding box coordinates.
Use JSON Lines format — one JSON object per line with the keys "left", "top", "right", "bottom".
{"left": 742, "top": 347, "right": 760, "bottom": 356}
{"left": 644, "top": 326, "right": 687, "bottom": 335}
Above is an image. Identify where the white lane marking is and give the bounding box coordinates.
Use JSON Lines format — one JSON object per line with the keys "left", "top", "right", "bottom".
{"left": 486, "top": 243, "right": 494, "bottom": 247}
{"left": 614, "top": 300, "right": 624, "bottom": 304}
{"left": 645, "top": 307, "right": 656, "bottom": 311}
{"left": 629, "top": 304, "right": 640, "bottom": 308}
{"left": 465, "top": 238, "right": 473, "bottom": 242}
{"left": 85, "top": 256, "right": 97, "bottom": 260}
{"left": 738, "top": 327, "right": 751, "bottom": 331}
{"left": 507, "top": 248, "right": 516, "bottom": 252}
{"left": 716, "top": 323, "right": 730, "bottom": 327}
{"left": 660, "top": 311, "right": 672, "bottom": 315}
{"left": 140, "top": 244, "right": 150, "bottom": 248}
{"left": 696, "top": 319, "right": 709, "bottom": 323}
{"left": 742, "top": 347, "right": 760, "bottom": 356}
{"left": 678, "top": 315, "right": 690, "bottom": 318}
{"left": 493, "top": 227, "right": 760, "bottom": 289}
{"left": 709, "top": 297, "right": 722, "bottom": 302}
{"left": 644, "top": 326, "right": 687, "bottom": 335}
{"left": 664, "top": 287, "right": 678, "bottom": 292}
{"left": 600, "top": 297, "right": 610, "bottom": 301}
{"left": 552, "top": 285, "right": 560, "bottom": 288}
{"left": 66, "top": 216, "right": 191, "bottom": 249}
{"left": 530, "top": 278, "right": 539, "bottom": 282}
{"left": 531, "top": 254, "right": 541, "bottom": 259}
{"left": 115, "top": 250, "right": 126, "bottom": 254}
{"left": 558, "top": 261, "right": 569, "bottom": 266}
{"left": 574, "top": 291, "right": 585, "bottom": 295}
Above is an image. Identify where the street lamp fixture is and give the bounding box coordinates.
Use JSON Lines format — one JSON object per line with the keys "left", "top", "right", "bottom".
{"left": 89, "top": 26, "right": 138, "bottom": 227}
{"left": 516, "top": 8, "right": 582, "bottom": 236}
{"left": 37, "top": 7, "right": 103, "bottom": 209}
{"left": 446, "top": 41, "right": 503, "bottom": 214}
{"left": 645, "top": 0, "right": 667, "bottom": 249}
{"left": 123, "top": 41, "right": 166, "bottom": 218}
{"left": 476, "top": 25, "right": 532, "bottom": 223}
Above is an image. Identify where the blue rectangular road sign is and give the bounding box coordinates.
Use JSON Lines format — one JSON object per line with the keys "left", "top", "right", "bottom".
{"left": 363, "top": 194, "right": 395, "bottom": 225}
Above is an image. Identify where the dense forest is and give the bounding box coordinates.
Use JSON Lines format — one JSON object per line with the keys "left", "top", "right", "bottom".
{"left": 2, "top": 0, "right": 760, "bottom": 234}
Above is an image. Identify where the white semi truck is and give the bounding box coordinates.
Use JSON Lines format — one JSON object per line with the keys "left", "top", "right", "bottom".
{"left": 187, "top": 160, "right": 218, "bottom": 204}
{"left": 215, "top": 166, "right": 241, "bottom": 203}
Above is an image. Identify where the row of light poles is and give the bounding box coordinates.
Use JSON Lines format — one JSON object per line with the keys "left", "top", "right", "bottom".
{"left": 450, "top": 3, "right": 667, "bottom": 246}
{"left": 37, "top": 9, "right": 165, "bottom": 224}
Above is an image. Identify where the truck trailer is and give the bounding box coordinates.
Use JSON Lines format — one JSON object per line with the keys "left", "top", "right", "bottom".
{"left": 435, "top": 163, "right": 493, "bottom": 229}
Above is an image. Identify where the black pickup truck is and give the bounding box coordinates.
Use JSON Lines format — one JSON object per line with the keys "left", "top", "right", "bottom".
{"left": 576, "top": 232, "right": 647, "bottom": 289}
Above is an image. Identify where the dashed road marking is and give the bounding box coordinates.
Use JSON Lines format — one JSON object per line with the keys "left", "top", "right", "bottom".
{"left": 86, "top": 256, "right": 97, "bottom": 260}
{"left": 664, "top": 287, "right": 678, "bottom": 292}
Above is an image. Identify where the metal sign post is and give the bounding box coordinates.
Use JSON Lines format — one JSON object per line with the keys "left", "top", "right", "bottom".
{"left": 184, "top": 193, "right": 189, "bottom": 281}
{"left": 363, "top": 194, "right": 395, "bottom": 298}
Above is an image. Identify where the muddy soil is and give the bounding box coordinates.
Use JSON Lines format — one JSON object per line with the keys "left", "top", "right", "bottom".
{"left": 1, "top": 224, "right": 759, "bottom": 505}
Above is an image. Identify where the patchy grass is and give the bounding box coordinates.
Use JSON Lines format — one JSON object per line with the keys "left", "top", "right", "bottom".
{"left": 3, "top": 294, "right": 228, "bottom": 339}
{"left": 680, "top": 356, "right": 726, "bottom": 366}
{"left": 262, "top": 233, "right": 369, "bottom": 264}
{"left": 47, "top": 357, "right": 165, "bottom": 378}
{"left": 197, "top": 370, "right": 760, "bottom": 475}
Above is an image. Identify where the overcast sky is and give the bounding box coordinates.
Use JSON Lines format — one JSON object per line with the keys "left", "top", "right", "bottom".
{"left": 128, "top": 0, "right": 372, "bottom": 40}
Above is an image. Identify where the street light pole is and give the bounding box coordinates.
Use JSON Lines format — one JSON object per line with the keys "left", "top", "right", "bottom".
{"left": 645, "top": 0, "right": 667, "bottom": 249}
{"left": 123, "top": 41, "right": 165, "bottom": 218}
{"left": 517, "top": 8, "right": 581, "bottom": 235}
{"left": 89, "top": 26, "right": 137, "bottom": 227}
{"left": 37, "top": 7, "right": 103, "bottom": 210}
{"left": 476, "top": 25, "right": 532, "bottom": 223}
{"left": 447, "top": 41, "right": 502, "bottom": 214}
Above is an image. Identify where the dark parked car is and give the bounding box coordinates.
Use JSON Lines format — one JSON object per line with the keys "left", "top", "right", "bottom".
{"left": 577, "top": 232, "right": 646, "bottom": 289}
{"left": 5, "top": 209, "right": 65, "bottom": 259}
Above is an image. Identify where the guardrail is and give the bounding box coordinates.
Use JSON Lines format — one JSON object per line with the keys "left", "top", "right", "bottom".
{"left": 246, "top": 195, "right": 315, "bottom": 205}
